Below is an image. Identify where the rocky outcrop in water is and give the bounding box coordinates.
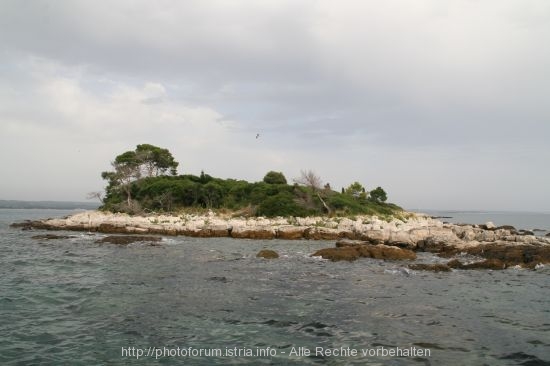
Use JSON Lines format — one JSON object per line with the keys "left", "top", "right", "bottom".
{"left": 32, "top": 234, "right": 74, "bottom": 240}
{"left": 311, "top": 247, "right": 362, "bottom": 261}
{"left": 408, "top": 263, "right": 452, "bottom": 272}
{"left": 313, "top": 240, "right": 416, "bottom": 262}
{"left": 12, "top": 211, "right": 550, "bottom": 269}
{"left": 95, "top": 235, "right": 162, "bottom": 245}
{"left": 256, "top": 249, "right": 279, "bottom": 259}
{"left": 409, "top": 259, "right": 508, "bottom": 272}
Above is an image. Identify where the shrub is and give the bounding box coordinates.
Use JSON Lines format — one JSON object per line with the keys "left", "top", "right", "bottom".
{"left": 369, "top": 187, "right": 387, "bottom": 202}
{"left": 256, "top": 192, "right": 309, "bottom": 217}
{"left": 263, "top": 171, "right": 288, "bottom": 184}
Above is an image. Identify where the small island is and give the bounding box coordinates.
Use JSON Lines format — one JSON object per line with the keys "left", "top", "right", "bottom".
{"left": 95, "top": 144, "right": 400, "bottom": 219}
{"left": 12, "top": 144, "right": 550, "bottom": 270}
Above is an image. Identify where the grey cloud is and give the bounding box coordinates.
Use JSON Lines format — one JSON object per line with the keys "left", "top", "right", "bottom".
{"left": 0, "top": 0, "right": 549, "bottom": 210}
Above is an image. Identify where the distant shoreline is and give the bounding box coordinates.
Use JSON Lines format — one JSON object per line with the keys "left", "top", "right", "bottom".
{"left": 0, "top": 200, "right": 100, "bottom": 210}
{"left": 411, "top": 209, "right": 550, "bottom": 232}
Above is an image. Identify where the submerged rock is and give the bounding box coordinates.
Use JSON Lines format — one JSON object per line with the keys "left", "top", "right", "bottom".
{"left": 409, "top": 263, "right": 452, "bottom": 272}
{"left": 411, "top": 258, "right": 507, "bottom": 271}
{"left": 256, "top": 249, "right": 279, "bottom": 259}
{"left": 446, "top": 259, "right": 463, "bottom": 269}
{"left": 31, "top": 234, "right": 73, "bottom": 240}
{"left": 447, "top": 258, "right": 507, "bottom": 270}
{"left": 461, "top": 259, "right": 507, "bottom": 270}
{"left": 312, "top": 247, "right": 361, "bottom": 261}
{"left": 208, "top": 276, "right": 229, "bottom": 283}
{"left": 496, "top": 225, "right": 516, "bottom": 231}
{"left": 95, "top": 235, "right": 162, "bottom": 245}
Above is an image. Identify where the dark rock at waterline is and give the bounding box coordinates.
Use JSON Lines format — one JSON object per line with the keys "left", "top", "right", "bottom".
{"left": 462, "top": 259, "right": 507, "bottom": 270}
{"left": 409, "top": 263, "right": 452, "bottom": 272}
{"left": 182, "top": 226, "right": 229, "bottom": 238}
{"left": 304, "top": 227, "right": 342, "bottom": 240}
{"left": 336, "top": 240, "right": 417, "bottom": 260}
{"left": 448, "top": 259, "right": 506, "bottom": 270}
{"left": 98, "top": 223, "right": 129, "bottom": 234}
{"left": 546, "top": 233, "right": 550, "bottom": 237}
{"left": 411, "top": 259, "right": 507, "bottom": 271}
{"left": 32, "top": 234, "right": 73, "bottom": 240}
{"left": 11, "top": 220, "right": 51, "bottom": 230}
{"left": 10, "top": 221, "right": 33, "bottom": 228}
{"left": 276, "top": 226, "right": 307, "bottom": 240}
{"left": 519, "top": 230, "right": 534, "bottom": 236}
{"left": 256, "top": 249, "right": 279, "bottom": 259}
{"left": 468, "top": 244, "right": 549, "bottom": 266}
{"left": 230, "top": 226, "right": 275, "bottom": 239}
{"left": 446, "top": 259, "right": 463, "bottom": 269}
{"left": 357, "top": 244, "right": 416, "bottom": 260}
{"left": 208, "top": 276, "right": 229, "bottom": 283}
{"left": 496, "top": 225, "right": 516, "bottom": 231}
{"left": 313, "top": 241, "right": 416, "bottom": 262}
{"left": 312, "top": 247, "right": 361, "bottom": 261}
{"left": 439, "top": 242, "right": 550, "bottom": 268}
{"left": 95, "top": 235, "right": 162, "bottom": 245}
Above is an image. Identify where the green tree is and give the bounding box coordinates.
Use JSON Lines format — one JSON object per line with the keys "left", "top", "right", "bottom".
{"left": 369, "top": 187, "right": 387, "bottom": 202}
{"left": 263, "top": 171, "right": 287, "bottom": 184}
{"left": 102, "top": 144, "right": 179, "bottom": 206}
{"left": 135, "top": 143, "right": 179, "bottom": 176}
{"left": 102, "top": 152, "right": 141, "bottom": 205}
{"left": 345, "top": 181, "right": 366, "bottom": 199}
{"left": 201, "top": 181, "right": 223, "bottom": 208}
{"left": 199, "top": 170, "right": 213, "bottom": 183}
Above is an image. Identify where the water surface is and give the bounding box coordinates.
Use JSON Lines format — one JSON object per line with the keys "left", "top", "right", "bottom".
{"left": 1, "top": 209, "right": 549, "bottom": 365}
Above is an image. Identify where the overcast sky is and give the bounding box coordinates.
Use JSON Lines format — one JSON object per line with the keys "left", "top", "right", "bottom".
{"left": 1, "top": 0, "right": 549, "bottom": 211}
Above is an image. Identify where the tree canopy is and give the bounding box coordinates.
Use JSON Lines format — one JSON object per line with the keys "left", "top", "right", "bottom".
{"left": 101, "top": 144, "right": 179, "bottom": 207}
{"left": 263, "top": 171, "right": 287, "bottom": 184}
{"left": 345, "top": 181, "right": 367, "bottom": 199}
{"left": 135, "top": 144, "right": 179, "bottom": 177}
{"left": 369, "top": 187, "right": 387, "bottom": 202}
{"left": 99, "top": 145, "right": 398, "bottom": 217}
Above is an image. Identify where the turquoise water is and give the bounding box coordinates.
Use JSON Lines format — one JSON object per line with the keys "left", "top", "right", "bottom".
{"left": 1, "top": 209, "right": 549, "bottom": 365}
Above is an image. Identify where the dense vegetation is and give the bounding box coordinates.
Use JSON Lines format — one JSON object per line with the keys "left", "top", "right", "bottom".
{"left": 99, "top": 144, "right": 402, "bottom": 217}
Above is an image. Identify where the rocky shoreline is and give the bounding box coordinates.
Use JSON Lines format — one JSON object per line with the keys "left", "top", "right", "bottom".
{"left": 11, "top": 210, "right": 550, "bottom": 270}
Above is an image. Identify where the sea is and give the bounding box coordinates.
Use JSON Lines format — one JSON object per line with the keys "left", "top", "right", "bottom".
{"left": 412, "top": 209, "right": 550, "bottom": 235}
{"left": 1, "top": 209, "right": 549, "bottom": 365}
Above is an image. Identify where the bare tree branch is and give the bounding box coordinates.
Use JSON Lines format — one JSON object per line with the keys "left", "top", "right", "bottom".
{"left": 293, "top": 169, "right": 323, "bottom": 191}
{"left": 293, "top": 169, "right": 331, "bottom": 214}
{"left": 86, "top": 191, "right": 104, "bottom": 203}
